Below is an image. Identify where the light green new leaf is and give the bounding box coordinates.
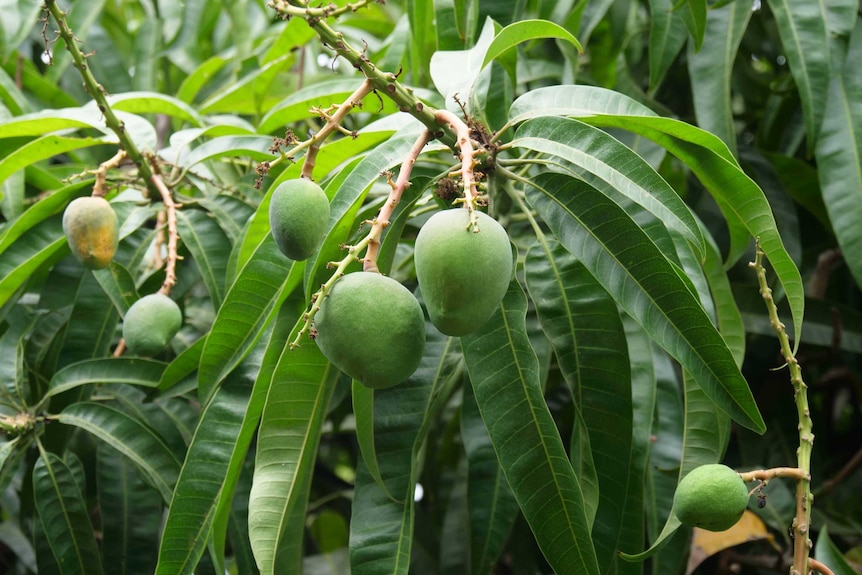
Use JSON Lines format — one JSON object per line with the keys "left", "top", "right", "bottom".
{"left": 176, "top": 209, "right": 231, "bottom": 308}
{"left": 33, "top": 452, "right": 104, "bottom": 575}
{"left": 108, "top": 92, "right": 203, "bottom": 126}
{"left": 97, "top": 444, "right": 163, "bottom": 575}
{"left": 248, "top": 325, "right": 339, "bottom": 575}
{"left": 816, "top": 22, "right": 862, "bottom": 291}
{"left": 44, "top": 358, "right": 166, "bottom": 402}
{"left": 462, "top": 279, "right": 600, "bottom": 575}
{"left": 507, "top": 85, "right": 804, "bottom": 348}
{"left": 686, "top": 0, "right": 752, "bottom": 157}
{"left": 57, "top": 402, "right": 182, "bottom": 503}
{"left": 525, "top": 172, "right": 764, "bottom": 432}
{"left": 765, "top": 0, "right": 831, "bottom": 151}
{"left": 511, "top": 116, "right": 705, "bottom": 256}
{"left": 461, "top": 382, "right": 519, "bottom": 575}
{"left": 482, "top": 19, "right": 582, "bottom": 70}
{"left": 524, "top": 239, "right": 632, "bottom": 573}
{"left": 0, "top": 108, "right": 104, "bottom": 138}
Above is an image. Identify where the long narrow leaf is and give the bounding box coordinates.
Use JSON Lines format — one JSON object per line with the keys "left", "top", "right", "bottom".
{"left": 462, "top": 279, "right": 600, "bottom": 575}
{"left": 524, "top": 172, "right": 764, "bottom": 432}
{"left": 33, "top": 452, "right": 104, "bottom": 575}
{"left": 45, "top": 358, "right": 166, "bottom": 402}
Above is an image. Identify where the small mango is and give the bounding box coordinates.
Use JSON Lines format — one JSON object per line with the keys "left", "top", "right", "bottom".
{"left": 672, "top": 464, "right": 749, "bottom": 531}
{"left": 314, "top": 272, "right": 425, "bottom": 389}
{"left": 62, "top": 196, "right": 119, "bottom": 269}
{"left": 414, "top": 209, "right": 512, "bottom": 336}
{"left": 122, "top": 293, "right": 183, "bottom": 356}
{"left": 269, "top": 178, "right": 330, "bottom": 261}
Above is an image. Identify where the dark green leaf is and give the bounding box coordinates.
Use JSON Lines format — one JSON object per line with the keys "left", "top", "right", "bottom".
{"left": 44, "top": 358, "right": 167, "bottom": 402}
{"left": 462, "top": 279, "right": 600, "bottom": 575}
{"left": 176, "top": 209, "right": 231, "bottom": 308}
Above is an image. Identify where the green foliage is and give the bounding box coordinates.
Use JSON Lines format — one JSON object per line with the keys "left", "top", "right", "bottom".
{"left": 0, "top": 0, "right": 860, "bottom": 574}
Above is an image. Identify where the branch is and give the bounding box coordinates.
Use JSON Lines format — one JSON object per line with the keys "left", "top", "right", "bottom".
{"left": 269, "top": 2, "right": 458, "bottom": 149}
{"left": 363, "top": 130, "right": 431, "bottom": 272}
{"left": 43, "top": 1, "right": 159, "bottom": 198}
{"left": 435, "top": 109, "right": 483, "bottom": 231}
{"left": 750, "top": 239, "right": 814, "bottom": 575}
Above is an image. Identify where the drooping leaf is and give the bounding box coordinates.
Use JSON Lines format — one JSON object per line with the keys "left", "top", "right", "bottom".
{"left": 462, "top": 279, "right": 600, "bottom": 575}
{"left": 507, "top": 85, "right": 804, "bottom": 348}
{"left": 686, "top": 0, "right": 752, "bottom": 156}
{"left": 524, "top": 238, "right": 632, "bottom": 573}
{"left": 524, "top": 172, "right": 764, "bottom": 433}
{"left": 816, "top": 22, "right": 862, "bottom": 291}
{"left": 648, "top": 0, "right": 687, "bottom": 91}
{"left": 765, "top": 0, "right": 831, "bottom": 151}
{"left": 176, "top": 209, "right": 231, "bottom": 308}
{"left": 92, "top": 261, "right": 140, "bottom": 314}
{"left": 57, "top": 401, "right": 182, "bottom": 503}
{"left": 33, "top": 452, "right": 104, "bottom": 575}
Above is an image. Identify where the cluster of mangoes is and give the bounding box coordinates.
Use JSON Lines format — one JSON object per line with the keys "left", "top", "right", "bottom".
{"left": 62, "top": 195, "right": 182, "bottom": 356}
{"left": 269, "top": 178, "right": 513, "bottom": 389}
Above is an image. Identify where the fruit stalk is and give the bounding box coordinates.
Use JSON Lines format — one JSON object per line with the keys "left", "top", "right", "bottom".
{"left": 42, "top": 1, "right": 159, "bottom": 199}
{"left": 363, "top": 130, "right": 431, "bottom": 273}
{"left": 435, "top": 109, "right": 483, "bottom": 231}
{"left": 290, "top": 129, "right": 431, "bottom": 348}
{"left": 150, "top": 173, "right": 180, "bottom": 296}
{"left": 737, "top": 467, "right": 807, "bottom": 482}
{"left": 749, "top": 240, "right": 814, "bottom": 575}
{"left": 269, "top": 1, "right": 458, "bottom": 149}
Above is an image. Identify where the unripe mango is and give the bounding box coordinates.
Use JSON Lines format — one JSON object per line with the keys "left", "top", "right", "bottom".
{"left": 314, "top": 272, "right": 425, "bottom": 389}
{"left": 414, "top": 209, "right": 512, "bottom": 336}
{"left": 122, "top": 294, "right": 183, "bottom": 356}
{"left": 62, "top": 196, "right": 119, "bottom": 269}
{"left": 673, "top": 464, "right": 749, "bottom": 531}
{"left": 269, "top": 178, "right": 330, "bottom": 261}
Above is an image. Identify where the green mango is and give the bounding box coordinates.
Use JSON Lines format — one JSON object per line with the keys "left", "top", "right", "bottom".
{"left": 122, "top": 294, "right": 183, "bottom": 356}
{"left": 672, "top": 464, "right": 750, "bottom": 531}
{"left": 414, "top": 209, "right": 512, "bottom": 336}
{"left": 269, "top": 178, "right": 330, "bottom": 261}
{"left": 314, "top": 272, "right": 425, "bottom": 389}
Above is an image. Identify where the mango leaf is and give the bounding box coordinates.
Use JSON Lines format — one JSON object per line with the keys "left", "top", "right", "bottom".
{"left": 248, "top": 324, "right": 339, "bottom": 575}
{"left": 648, "top": 0, "right": 687, "bottom": 91}
{"left": 43, "top": 358, "right": 166, "bottom": 403}
{"left": 482, "top": 19, "right": 582, "bottom": 71}
{"left": 108, "top": 92, "right": 203, "bottom": 126}
{"left": 97, "top": 444, "right": 163, "bottom": 575}
{"left": 524, "top": 238, "right": 632, "bottom": 574}
{"left": 511, "top": 116, "right": 705, "bottom": 256}
{"left": 524, "top": 172, "right": 764, "bottom": 433}
{"left": 155, "top": 334, "right": 267, "bottom": 575}
{"left": 33, "top": 452, "right": 104, "bottom": 575}
{"left": 199, "top": 54, "right": 293, "bottom": 115}
{"left": 0, "top": 108, "right": 104, "bottom": 138}
{"left": 0, "top": 216, "right": 67, "bottom": 310}
{"left": 0, "top": 135, "right": 110, "bottom": 184}
{"left": 815, "top": 526, "right": 858, "bottom": 575}
{"left": 196, "top": 235, "right": 299, "bottom": 402}
{"left": 349, "top": 327, "right": 458, "bottom": 574}
{"left": 765, "top": 0, "right": 830, "bottom": 151}
{"left": 461, "top": 382, "right": 519, "bottom": 575}
{"left": 57, "top": 401, "right": 182, "bottom": 503}
{"left": 352, "top": 381, "right": 396, "bottom": 502}
{"left": 507, "top": 85, "right": 804, "bottom": 349}
{"left": 686, "top": 0, "right": 752, "bottom": 156}
{"left": 176, "top": 209, "right": 231, "bottom": 308}
{"left": 92, "top": 261, "right": 140, "bottom": 315}
{"left": 677, "top": 0, "right": 706, "bottom": 51}
{"left": 816, "top": 23, "right": 862, "bottom": 291}
{"left": 462, "top": 279, "right": 600, "bottom": 575}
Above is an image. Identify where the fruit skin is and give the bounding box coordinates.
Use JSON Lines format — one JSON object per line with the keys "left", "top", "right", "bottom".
{"left": 314, "top": 272, "right": 425, "bottom": 389}
{"left": 62, "top": 196, "right": 119, "bottom": 269}
{"left": 414, "top": 209, "right": 513, "bottom": 336}
{"left": 673, "top": 464, "right": 749, "bottom": 531}
{"left": 269, "top": 178, "right": 330, "bottom": 261}
{"left": 122, "top": 294, "right": 183, "bottom": 356}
